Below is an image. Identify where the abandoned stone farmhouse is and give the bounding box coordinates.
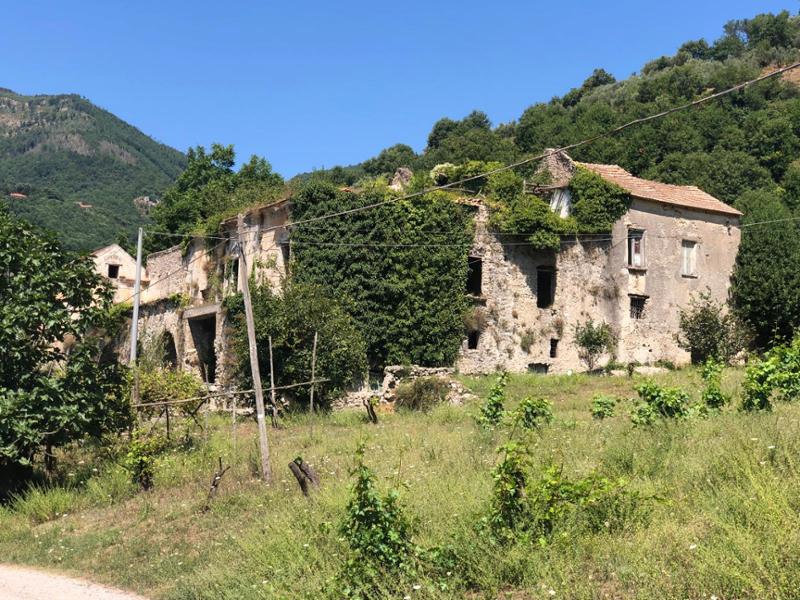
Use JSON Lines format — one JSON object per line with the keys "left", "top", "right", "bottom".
{"left": 96, "top": 152, "right": 741, "bottom": 385}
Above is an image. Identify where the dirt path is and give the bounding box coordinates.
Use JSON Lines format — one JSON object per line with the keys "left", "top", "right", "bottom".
{"left": 0, "top": 565, "right": 147, "bottom": 600}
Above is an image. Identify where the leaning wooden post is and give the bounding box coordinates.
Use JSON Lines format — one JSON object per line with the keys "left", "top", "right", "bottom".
{"left": 309, "top": 331, "right": 318, "bottom": 414}
{"left": 237, "top": 214, "right": 272, "bottom": 483}
{"left": 268, "top": 336, "right": 279, "bottom": 428}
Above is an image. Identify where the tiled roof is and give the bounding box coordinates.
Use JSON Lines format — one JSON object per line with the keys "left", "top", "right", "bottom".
{"left": 577, "top": 162, "right": 742, "bottom": 217}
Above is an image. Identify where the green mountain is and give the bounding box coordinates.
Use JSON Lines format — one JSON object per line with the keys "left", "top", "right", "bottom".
{"left": 0, "top": 89, "right": 186, "bottom": 251}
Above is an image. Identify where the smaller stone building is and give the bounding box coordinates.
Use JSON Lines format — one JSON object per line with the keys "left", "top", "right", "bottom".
{"left": 91, "top": 244, "right": 145, "bottom": 304}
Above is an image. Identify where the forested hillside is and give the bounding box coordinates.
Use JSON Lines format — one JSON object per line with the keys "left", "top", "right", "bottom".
{"left": 306, "top": 11, "right": 800, "bottom": 210}
{"left": 0, "top": 89, "right": 186, "bottom": 251}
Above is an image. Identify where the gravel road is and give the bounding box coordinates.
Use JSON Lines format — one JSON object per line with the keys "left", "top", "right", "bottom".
{"left": 0, "top": 565, "right": 147, "bottom": 600}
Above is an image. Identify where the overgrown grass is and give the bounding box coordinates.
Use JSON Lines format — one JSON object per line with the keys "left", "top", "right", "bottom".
{"left": 1, "top": 368, "right": 798, "bottom": 599}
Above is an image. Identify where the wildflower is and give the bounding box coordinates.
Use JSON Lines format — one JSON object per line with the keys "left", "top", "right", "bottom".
{"left": 549, "top": 590, "right": 556, "bottom": 596}
{"left": 768, "top": 445, "right": 776, "bottom": 450}
{"left": 689, "top": 544, "right": 697, "bottom": 550}
{"left": 412, "top": 584, "right": 421, "bottom": 590}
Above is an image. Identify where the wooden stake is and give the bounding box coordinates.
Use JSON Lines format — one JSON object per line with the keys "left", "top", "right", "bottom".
{"left": 309, "top": 331, "right": 318, "bottom": 414}
{"left": 238, "top": 214, "right": 272, "bottom": 483}
{"left": 268, "top": 336, "right": 279, "bottom": 428}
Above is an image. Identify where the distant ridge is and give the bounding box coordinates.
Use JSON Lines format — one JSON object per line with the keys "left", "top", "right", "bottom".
{"left": 0, "top": 89, "right": 186, "bottom": 251}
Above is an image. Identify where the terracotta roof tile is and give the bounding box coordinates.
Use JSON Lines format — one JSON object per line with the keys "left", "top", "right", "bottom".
{"left": 577, "top": 161, "right": 742, "bottom": 217}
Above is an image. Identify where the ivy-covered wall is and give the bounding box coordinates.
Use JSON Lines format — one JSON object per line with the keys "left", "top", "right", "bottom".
{"left": 291, "top": 181, "right": 474, "bottom": 369}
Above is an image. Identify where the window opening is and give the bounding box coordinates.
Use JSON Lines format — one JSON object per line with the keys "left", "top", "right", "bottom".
{"left": 528, "top": 363, "right": 549, "bottom": 374}
{"left": 549, "top": 338, "right": 559, "bottom": 358}
{"left": 681, "top": 240, "right": 697, "bottom": 277}
{"left": 281, "top": 242, "right": 291, "bottom": 268}
{"left": 467, "top": 330, "right": 480, "bottom": 349}
{"left": 227, "top": 258, "right": 239, "bottom": 290}
{"left": 467, "top": 257, "right": 482, "bottom": 296}
{"left": 627, "top": 229, "right": 645, "bottom": 268}
{"left": 162, "top": 332, "right": 178, "bottom": 369}
{"left": 537, "top": 267, "right": 555, "bottom": 308}
{"left": 630, "top": 295, "right": 647, "bottom": 320}
{"left": 107, "top": 264, "right": 120, "bottom": 279}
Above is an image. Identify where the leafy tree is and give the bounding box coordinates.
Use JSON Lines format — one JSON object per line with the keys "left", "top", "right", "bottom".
{"left": 574, "top": 319, "right": 616, "bottom": 371}
{"left": 225, "top": 281, "right": 367, "bottom": 408}
{"left": 676, "top": 291, "right": 751, "bottom": 363}
{"left": 731, "top": 189, "right": 800, "bottom": 347}
{"left": 362, "top": 144, "right": 418, "bottom": 176}
{"left": 0, "top": 205, "right": 129, "bottom": 480}
{"left": 149, "top": 144, "right": 284, "bottom": 250}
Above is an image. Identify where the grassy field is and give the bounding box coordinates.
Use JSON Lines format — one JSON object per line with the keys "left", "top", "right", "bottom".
{"left": 2, "top": 368, "right": 800, "bottom": 599}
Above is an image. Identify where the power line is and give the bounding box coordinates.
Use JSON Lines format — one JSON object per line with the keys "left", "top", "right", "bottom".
{"left": 259, "top": 61, "right": 800, "bottom": 234}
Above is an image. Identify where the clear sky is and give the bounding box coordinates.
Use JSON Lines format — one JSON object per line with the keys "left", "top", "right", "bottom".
{"left": 2, "top": 1, "right": 795, "bottom": 176}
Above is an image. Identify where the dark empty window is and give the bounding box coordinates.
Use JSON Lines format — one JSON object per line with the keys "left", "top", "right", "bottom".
{"left": 537, "top": 267, "right": 555, "bottom": 308}
{"left": 528, "top": 363, "right": 549, "bottom": 374}
{"left": 467, "top": 330, "right": 480, "bottom": 349}
{"left": 107, "top": 264, "right": 120, "bottom": 279}
{"left": 549, "top": 338, "right": 559, "bottom": 358}
{"left": 281, "top": 241, "right": 291, "bottom": 268}
{"left": 188, "top": 315, "right": 217, "bottom": 383}
{"left": 630, "top": 295, "right": 647, "bottom": 319}
{"left": 467, "top": 257, "right": 482, "bottom": 295}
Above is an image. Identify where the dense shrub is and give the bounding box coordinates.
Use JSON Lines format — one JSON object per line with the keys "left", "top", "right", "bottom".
{"left": 226, "top": 281, "right": 368, "bottom": 409}
{"left": 631, "top": 381, "right": 696, "bottom": 425}
{"left": 701, "top": 358, "right": 730, "bottom": 409}
{"left": 591, "top": 395, "right": 617, "bottom": 419}
{"left": 123, "top": 431, "right": 167, "bottom": 491}
{"left": 337, "top": 446, "right": 417, "bottom": 598}
{"left": 677, "top": 291, "right": 750, "bottom": 363}
{"left": 0, "top": 206, "right": 130, "bottom": 477}
{"left": 574, "top": 319, "right": 616, "bottom": 371}
{"left": 741, "top": 335, "right": 800, "bottom": 411}
{"left": 484, "top": 441, "right": 531, "bottom": 541}
{"left": 137, "top": 368, "right": 206, "bottom": 418}
{"left": 513, "top": 396, "right": 554, "bottom": 429}
{"left": 485, "top": 458, "right": 647, "bottom": 544}
{"left": 478, "top": 372, "right": 508, "bottom": 428}
{"left": 394, "top": 377, "right": 449, "bottom": 412}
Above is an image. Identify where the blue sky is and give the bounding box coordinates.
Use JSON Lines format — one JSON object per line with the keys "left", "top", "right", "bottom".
{"left": 2, "top": 1, "right": 795, "bottom": 176}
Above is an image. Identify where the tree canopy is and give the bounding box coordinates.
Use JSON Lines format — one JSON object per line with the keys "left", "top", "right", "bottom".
{"left": 149, "top": 144, "right": 284, "bottom": 251}
{"left": 0, "top": 204, "right": 129, "bottom": 480}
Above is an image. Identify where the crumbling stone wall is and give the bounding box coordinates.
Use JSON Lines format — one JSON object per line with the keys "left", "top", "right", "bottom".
{"left": 457, "top": 198, "right": 740, "bottom": 374}
{"left": 457, "top": 205, "right": 619, "bottom": 375}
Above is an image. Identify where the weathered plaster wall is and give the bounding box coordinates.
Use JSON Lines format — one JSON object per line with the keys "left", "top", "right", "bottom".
{"left": 457, "top": 199, "right": 741, "bottom": 374}
{"left": 124, "top": 201, "right": 290, "bottom": 386}
{"left": 611, "top": 198, "right": 741, "bottom": 365}
{"left": 92, "top": 244, "right": 139, "bottom": 304}
{"left": 457, "top": 205, "right": 618, "bottom": 374}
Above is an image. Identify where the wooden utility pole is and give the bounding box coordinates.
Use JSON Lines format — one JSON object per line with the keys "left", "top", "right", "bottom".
{"left": 268, "top": 336, "right": 279, "bottom": 428}
{"left": 237, "top": 214, "right": 272, "bottom": 483}
{"left": 129, "top": 227, "right": 144, "bottom": 405}
{"left": 308, "top": 332, "right": 318, "bottom": 439}
{"left": 309, "top": 332, "right": 318, "bottom": 414}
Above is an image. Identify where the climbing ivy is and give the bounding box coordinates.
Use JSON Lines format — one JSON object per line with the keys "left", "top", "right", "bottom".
{"left": 487, "top": 164, "right": 630, "bottom": 251}
{"left": 291, "top": 181, "right": 473, "bottom": 369}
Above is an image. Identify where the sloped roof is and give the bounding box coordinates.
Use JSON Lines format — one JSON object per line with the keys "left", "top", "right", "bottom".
{"left": 578, "top": 161, "right": 742, "bottom": 217}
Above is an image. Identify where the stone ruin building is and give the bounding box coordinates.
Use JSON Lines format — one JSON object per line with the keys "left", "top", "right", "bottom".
{"left": 99, "top": 152, "right": 741, "bottom": 386}
{"left": 457, "top": 152, "right": 741, "bottom": 374}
